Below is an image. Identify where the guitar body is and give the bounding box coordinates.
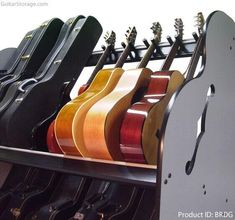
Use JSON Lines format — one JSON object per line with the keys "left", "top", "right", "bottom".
{"left": 83, "top": 68, "right": 151, "bottom": 160}
{"left": 120, "top": 70, "right": 184, "bottom": 164}
{"left": 47, "top": 121, "right": 63, "bottom": 153}
{"left": 55, "top": 68, "right": 124, "bottom": 156}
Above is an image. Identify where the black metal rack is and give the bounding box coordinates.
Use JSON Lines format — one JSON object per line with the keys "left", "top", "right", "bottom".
{"left": 86, "top": 37, "right": 196, "bottom": 66}
{"left": 0, "top": 11, "right": 235, "bottom": 220}
{"left": 0, "top": 35, "right": 197, "bottom": 188}
{"left": 0, "top": 146, "right": 156, "bottom": 187}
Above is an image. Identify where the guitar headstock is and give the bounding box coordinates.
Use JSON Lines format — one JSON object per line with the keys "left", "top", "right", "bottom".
{"left": 151, "top": 22, "right": 162, "bottom": 43}
{"left": 125, "top": 26, "right": 137, "bottom": 45}
{"left": 104, "top": 31, "right": 116, "bottom": 47}
{"left": 174, "top": 18, "right": 184, "bottom": 39}
{"left": 195, "top": 12, "right": 205, "bottom": 35}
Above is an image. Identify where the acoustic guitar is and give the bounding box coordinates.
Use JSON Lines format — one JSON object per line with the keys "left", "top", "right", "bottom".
{"left": 48, "top": 30, "right": 116, "bottom": 153}
{"left": 55, "top": 27, "right": 137, "bottom": 156}
{"left": 83, "top": 22, "right": 162, "bottom": 160}
{"left": 78, "top": 31, "right": 116, "bottom": 95}
{"left": 120, "top": 19, "right": 185, "bottom": 164}
{"left": 121, "top": 14, "right": 204, "bottom": 165}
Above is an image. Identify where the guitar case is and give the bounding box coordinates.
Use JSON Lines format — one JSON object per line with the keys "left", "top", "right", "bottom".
{"left": 0, "top": 15, "right": 84, "bottom": 118}
{"left": 0, "top": 169, "right": 59, "bottom": 220}
{"left": 72, "top": 180, "right": 142, "bottom": 220}
{"left": 131, "top": 189, "right": 156, "bottom": 220}
{"left": 0, "top": 18, "right": 64, "bottom": 101}
{"left": 0, "top": 16, "right": 102, "bottom": 150}
{"left": 0, "top": 165, "right": 33, "bottom": 214}
{"left": 0, "top": 26, "right": 39, "bottom": 78}
{"left": 0, "top": 48, "right": 16, "bottom": 75}
{"left": 25, "top": 175, "right": 91, "bottom": 220}
{"left": 0, "top": 16, "right": 89, "bottom": 217}
{"left": 31, "top": 81, "right": 71, "bottom": 149}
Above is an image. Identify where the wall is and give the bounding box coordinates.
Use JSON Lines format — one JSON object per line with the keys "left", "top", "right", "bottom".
{"left": 0, "top": 0, "right": 234, "bottom": 97}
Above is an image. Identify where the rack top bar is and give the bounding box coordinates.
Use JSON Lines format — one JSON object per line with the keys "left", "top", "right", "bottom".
{"left": 86, "top": 38, "right": 197, "bottom": 66}
{"left": 0, "top": 146, "right": 156, "bottom": 187}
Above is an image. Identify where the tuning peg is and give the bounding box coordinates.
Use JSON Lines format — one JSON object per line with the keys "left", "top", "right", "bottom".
{"left": 192, "top": 32, "right": 199, "bottom": 41}
{"left": 194, "top": 12, "right": 205, "bottom": 34}
{"left": 101, "top": 45, "right": 106, "bottom": 50}
{"left": 121, "top": 42, "right": 126, "bottom": 48}
{"left": 167, "top": 36, "right": 174, "bottom": 45}
{"left": 143, "top": 38, "right": 150, "bottom": 48}
{"left": 174, "top": 18, "right": 184, "bottom": 40}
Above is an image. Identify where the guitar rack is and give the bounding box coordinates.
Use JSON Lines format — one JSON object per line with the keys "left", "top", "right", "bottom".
{"left": 0, "top": 10, "right": 234, "bottom": 220}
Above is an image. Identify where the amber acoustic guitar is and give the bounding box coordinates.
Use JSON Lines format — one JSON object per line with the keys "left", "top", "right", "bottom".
{"left": 120, "top": 19, "right": 185, "bottom": 164}
{"left": 55, "top": 27, "right": 137, "bottom": 156}
{"left": 47, "top": 31, "right": 116, "bottom": 154}
{"left": 83, "top": 22, "right": 162, "bottom": 160}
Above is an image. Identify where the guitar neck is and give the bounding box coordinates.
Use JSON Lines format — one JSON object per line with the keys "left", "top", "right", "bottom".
{"left": 137, "top": 42, "right": 157, "bottom": 69}
{"left": 114, "top": 44, "right": 132, "bottom": 68}
{"left": 160, "top": 37, "right": 180, "bottom": 71}
{"left": 87, "top": 45, "right": 113, "bottom": 85}
{"left": 185, "top": 34, "right": 203, "bottom": 81}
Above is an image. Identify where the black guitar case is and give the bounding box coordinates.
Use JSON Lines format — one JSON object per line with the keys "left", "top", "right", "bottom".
{"left": 0, "top": 48, "right": 16, "bottom": 75}
{"left": 0, "top": 16, "right": 87, "bottom": 217}
{"left": 0, "top": 26, "right": 38, "bottom": 78}
{"left": 0, "top": 15, "right": 84, "bottom": 119}
{"left": 0, "top": 169, "right": 59, "bottom": 220}
{"left": 0, "top": 16, "right": 102, "bottom": 149}
{"left": 131, "top": 189, "right": 156, "bottom": 220}
{"left": 0, "top": 165, "right": 33, "bottom": 214}
{"left": 25, "top": 175, "right": 91, "bottom": 220}
{"left": 72, "top": 180, "right": 142, "bottom": 220}
{"left": 0, "top": 18, "right": 64, "bottom": 101}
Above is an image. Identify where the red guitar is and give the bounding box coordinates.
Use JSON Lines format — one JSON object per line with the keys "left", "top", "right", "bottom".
{"left": 120, "top": 19, "right": 185, "bottom": 164}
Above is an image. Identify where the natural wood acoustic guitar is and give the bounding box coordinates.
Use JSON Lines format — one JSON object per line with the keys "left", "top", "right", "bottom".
{"left": 55, "top": 28, "right": 137, "bottom": 156}
{"left": 83, "top": 22, "right": 162, "bottom": 160}
{"left": 47, "top": 31, "right": 116, "bottom": 154}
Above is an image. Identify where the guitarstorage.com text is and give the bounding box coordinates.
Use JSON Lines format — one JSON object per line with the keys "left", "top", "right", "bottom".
{"left": 0, "top": 1, "right": 48, "bottom": 7}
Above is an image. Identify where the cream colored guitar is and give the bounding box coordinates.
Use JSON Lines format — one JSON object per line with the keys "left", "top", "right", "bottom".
{"left": 83, "top": 22, "right": 162, "bottom": 160}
